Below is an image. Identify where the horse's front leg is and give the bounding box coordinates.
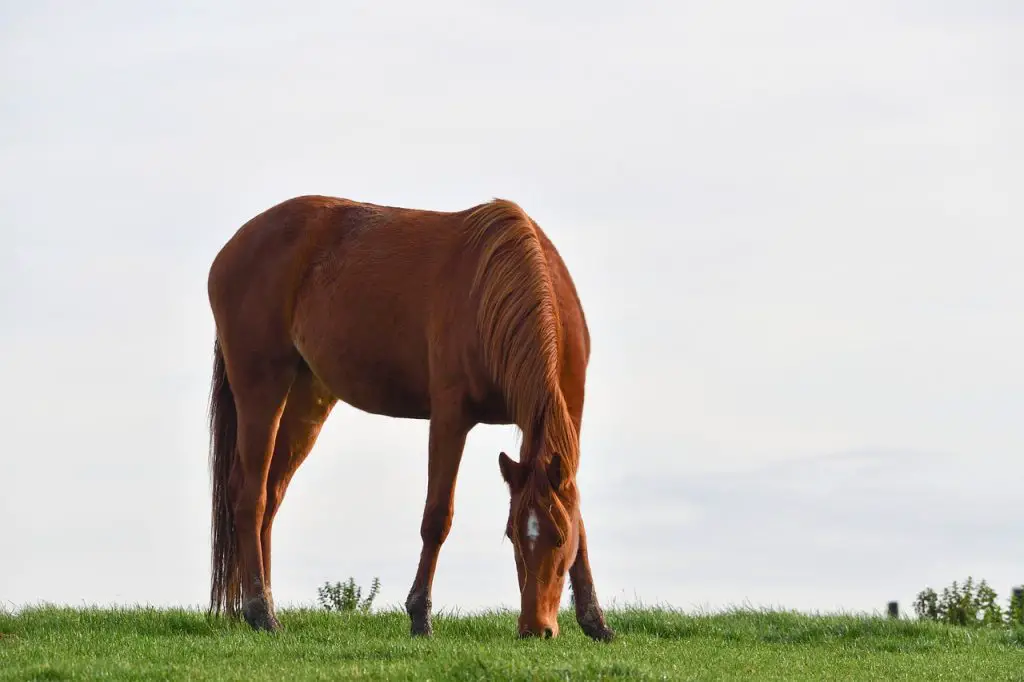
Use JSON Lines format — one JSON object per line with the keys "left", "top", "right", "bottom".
{"left": 405, "top": 409, "right": 471, "bottom": 636}
{"left": 569, "top": 514, "right": 614, "bottom": 641}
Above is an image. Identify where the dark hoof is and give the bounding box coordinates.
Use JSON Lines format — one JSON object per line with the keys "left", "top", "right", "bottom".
{"left": 410, "top": 614, "right": 433, "bottom": 637}
{"left": 242, "top": 596, "right": 281, "bottom": 633}
{"left": 405, "top": 592, "right": 432, "bottom": 637}
{"left": 580, "top": 619, "right": 615, "bottom": 642}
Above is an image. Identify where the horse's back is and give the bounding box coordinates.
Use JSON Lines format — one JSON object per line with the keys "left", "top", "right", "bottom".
{"left": 209, "top": 194, "right": 466, "bottom": 318}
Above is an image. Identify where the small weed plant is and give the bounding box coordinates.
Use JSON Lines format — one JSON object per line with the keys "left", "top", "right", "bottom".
{"left": 316, "top": 576, "right": 381, "bottom": 613}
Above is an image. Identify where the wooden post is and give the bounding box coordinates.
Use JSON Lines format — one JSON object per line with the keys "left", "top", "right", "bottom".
{"left": 887, "top": 601, "right": 899, "bottom": 619}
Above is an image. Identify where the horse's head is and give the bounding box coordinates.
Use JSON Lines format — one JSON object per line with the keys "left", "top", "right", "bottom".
{"left": 498, "top": 450, "right": 580, "bottom": 639}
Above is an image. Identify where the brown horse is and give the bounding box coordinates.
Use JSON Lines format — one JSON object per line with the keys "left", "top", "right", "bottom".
{"left": 206, "top": 194, "right": 613, "bottom": 640}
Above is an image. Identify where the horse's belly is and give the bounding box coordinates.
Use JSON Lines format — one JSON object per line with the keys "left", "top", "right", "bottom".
{"left": 295, "top": 329, "right": 432, "bottom": 420}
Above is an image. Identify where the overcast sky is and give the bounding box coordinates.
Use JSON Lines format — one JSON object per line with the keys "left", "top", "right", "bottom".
{"left": 2, "top": 1, "right": 1021, "bottom": 619}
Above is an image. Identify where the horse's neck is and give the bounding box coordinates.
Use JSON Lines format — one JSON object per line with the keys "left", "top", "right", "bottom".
{"left": 519, "top": 390, "right": 578, "bottom": 475}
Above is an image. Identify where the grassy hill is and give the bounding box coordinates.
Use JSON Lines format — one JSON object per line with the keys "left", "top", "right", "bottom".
{"left": 1, "top": 605, "right": 1022, "bottom": 681}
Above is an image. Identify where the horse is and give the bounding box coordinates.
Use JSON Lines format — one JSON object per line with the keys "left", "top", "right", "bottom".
{"left": 205, "top": 194, "right": 613, "bottom": 640}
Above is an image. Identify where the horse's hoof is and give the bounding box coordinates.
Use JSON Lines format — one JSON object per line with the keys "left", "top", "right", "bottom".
{"left": 242, "top": 596, "right": 280, "bottom": 633}
{"left": 580, "top": 620, "right": 615, "bottom": 642}
{"left": 405, "top": 591, "right": 432, "bottom": 637}
{"left": 409, "top": 614, "right": 433, "bottom": 637}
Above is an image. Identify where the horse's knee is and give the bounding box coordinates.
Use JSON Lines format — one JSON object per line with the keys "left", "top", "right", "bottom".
{"left": 420, "top": 505, "right": 453, "bottom": 546}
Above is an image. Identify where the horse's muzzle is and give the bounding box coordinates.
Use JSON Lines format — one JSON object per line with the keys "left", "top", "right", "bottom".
{"left": 518, "top": 624, "right": 558, "bottom": 639}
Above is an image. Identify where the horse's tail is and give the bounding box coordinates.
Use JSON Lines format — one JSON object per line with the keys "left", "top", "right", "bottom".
{"left": 208, "top": 337, "right": 241, "bottom": 618}
{"left": 464, "top": 199, "right": 580, "bottom": 485}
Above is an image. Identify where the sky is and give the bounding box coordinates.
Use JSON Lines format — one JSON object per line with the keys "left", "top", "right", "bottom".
{"left": 2, "top": 1, "right": 1021, "bottom": 619}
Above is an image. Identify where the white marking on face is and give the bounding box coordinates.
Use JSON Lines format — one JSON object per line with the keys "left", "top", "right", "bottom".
{"left": 526, "top": 509, "right": 540, "bottom": 551}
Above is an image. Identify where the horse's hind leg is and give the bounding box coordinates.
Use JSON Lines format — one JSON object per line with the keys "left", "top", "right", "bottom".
{"left": 223, "top": 345, "right": 299, "bottom": 632}
{"left": 260, "top": 363, "right": 336, "bottom": 608}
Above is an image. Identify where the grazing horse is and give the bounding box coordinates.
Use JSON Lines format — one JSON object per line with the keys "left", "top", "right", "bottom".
{"left": 206, "top": 194, "right": 613, "bottom": 640}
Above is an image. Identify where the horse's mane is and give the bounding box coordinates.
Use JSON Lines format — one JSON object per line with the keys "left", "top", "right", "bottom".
{"left": 464, "top": 199, "right": 580, "bottom": 540}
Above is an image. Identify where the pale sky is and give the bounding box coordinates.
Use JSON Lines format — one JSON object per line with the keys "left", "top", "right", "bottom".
{"left": 2, "top": 1, "right": 1021, "bottom": 618}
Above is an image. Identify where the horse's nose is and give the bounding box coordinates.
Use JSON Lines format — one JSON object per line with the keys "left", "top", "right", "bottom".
{"left": 518, "top": 623, "right": 559, "bottom": 639}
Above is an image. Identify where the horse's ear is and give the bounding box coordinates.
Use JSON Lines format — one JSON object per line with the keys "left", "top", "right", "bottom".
{"left": 498, "top": 451, "right": 527, "bottom": 492}
{"left": 546, "top": 453, "right": 564, "bottom": 491}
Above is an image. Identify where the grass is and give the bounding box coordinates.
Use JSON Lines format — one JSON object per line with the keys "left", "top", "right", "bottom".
{"left": 1, "top": 605, "right": 1023, "bottom": 681}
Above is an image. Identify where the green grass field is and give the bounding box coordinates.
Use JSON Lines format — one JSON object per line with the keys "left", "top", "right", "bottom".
{"left": 1, "top": 605, "right": 1022, "bottom": 681}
